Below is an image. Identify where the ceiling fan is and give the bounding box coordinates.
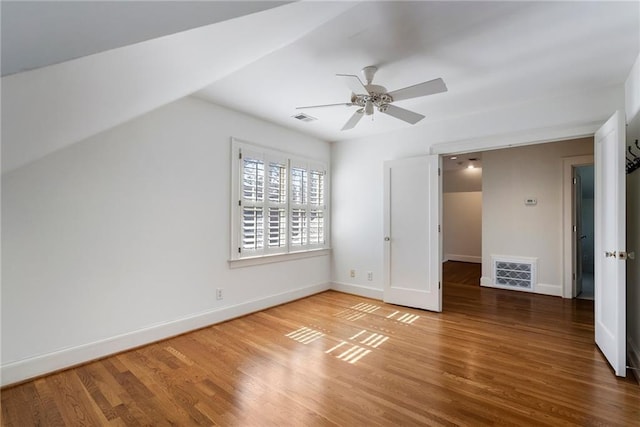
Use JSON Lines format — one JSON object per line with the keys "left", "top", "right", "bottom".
{"left": 296, "top": 66, "right": 447, "bottom": 130}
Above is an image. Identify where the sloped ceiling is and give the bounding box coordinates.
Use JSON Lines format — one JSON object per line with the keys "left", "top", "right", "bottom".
{"left": 1, "top": 1, "right": 291, "bottom": 76}
{"left": 2, "top": 1, "right": 639, "bottom": 174}
{"left": 0, "top": 1, "right": 355, "bottom": 173}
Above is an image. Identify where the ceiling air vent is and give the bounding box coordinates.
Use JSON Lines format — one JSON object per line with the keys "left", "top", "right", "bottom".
{"left": 292, "top": 112, "right": 316, "bottom": 122}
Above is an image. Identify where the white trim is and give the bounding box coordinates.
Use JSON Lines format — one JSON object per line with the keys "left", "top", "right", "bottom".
{"left": 627, "top": 337, "right": 640, "bottom": 384}
{"left": 535, "top": 283, "right": 564, "bottom": 297}
{"left": 481, "top": 281, "right": 562, "bottom": 297}
{"left": 430, "top": 121, "right": 600, "bottom": 156}
{"left": 331, "top": 282, "right": 384, "bottom": 300}
{"left": 480, "top": 276, "right": 492, "bottom": 287}
{"left": 1, "top": 282, "right": 330, "bottom": 387}
{"left": 445, "top": 254, "right": 481, "bottom": 264}
{"left": 228, "top": 248, "right": 330, "bottom": 268}
{"left": 562, "top": 155, "right": 594, "bottom": 298}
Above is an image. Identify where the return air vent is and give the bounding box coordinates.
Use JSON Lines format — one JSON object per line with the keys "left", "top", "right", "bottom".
{"left": 492, "top": 256, "right": 537, "bottom": 290}
{"left": 292, "top": 112, "right": 316, "bottom": 122}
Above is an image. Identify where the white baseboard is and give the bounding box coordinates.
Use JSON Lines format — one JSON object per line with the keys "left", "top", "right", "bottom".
{"left": 445, "top": 254, "right": 481, "bottom": 263}
{"left": 627, "top": 337, "right": 640, "bottom": 384}
{"left": 534, "top": 283, "right": 563, "bottom": 297}
{"left": 480, "top": 277, "right": 562, "bottom": 297}
{"left": 1, "top": 282, "right": 330, "bottom": 387}
{"left": 331, "top": 282, "right": 383, "bottom": 300}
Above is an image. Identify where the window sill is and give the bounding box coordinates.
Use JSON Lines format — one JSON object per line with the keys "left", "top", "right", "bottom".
{"left": 228, "top": 248, "right": 331, "bottom": 269}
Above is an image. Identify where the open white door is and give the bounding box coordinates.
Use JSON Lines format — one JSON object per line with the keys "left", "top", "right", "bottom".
{"left": 383, "top": 155, "right": 441, "bottom": 312}
{"left": 594, "top": 110, "right": 626, "bottom": 377}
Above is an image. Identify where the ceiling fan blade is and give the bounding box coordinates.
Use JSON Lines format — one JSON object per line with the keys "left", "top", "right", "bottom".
{"left": 336, "top": 74, "right": 369, "bottom": 95}
{"left": 296, "top": 102, "right": 353, "bottom": 109}
{"left": 341, "top": 108, "right": 364, "bottom": 130}
{"left": 387, "top": 78, "right": 447, "bottom": 102}
{"left": 382, "top": 104, "right": 425, "bottom": 125}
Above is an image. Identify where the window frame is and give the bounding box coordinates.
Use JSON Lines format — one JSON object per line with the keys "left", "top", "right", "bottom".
{"left": 230, "top": 138, "right": 330, "bottom": 263}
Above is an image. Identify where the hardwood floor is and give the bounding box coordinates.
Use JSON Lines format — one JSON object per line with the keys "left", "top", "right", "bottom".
{"left": 2, "top": 262, "right": 638, "bottom": 426}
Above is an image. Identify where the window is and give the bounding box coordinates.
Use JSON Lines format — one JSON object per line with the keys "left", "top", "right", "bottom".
{"left": 231, "top": 139, "right": 329, "bottom": 260}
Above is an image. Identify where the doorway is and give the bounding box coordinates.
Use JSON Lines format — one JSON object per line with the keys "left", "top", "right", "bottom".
{"left": 442, "top": 153, "right": 482, "bottom": 266}
{"left": 443, "top": 141, "right": 594, "bottom": 299}
{"left": 574, "top": 165, "right": 595, "bottom": 300}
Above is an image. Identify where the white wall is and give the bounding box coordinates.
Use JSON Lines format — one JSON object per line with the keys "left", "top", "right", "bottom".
{"left": 331, "top": 85, "right": 623, "bottom": 297}
{"left": 443, "top": 168, "right": 482, "bottom": 263}
{"left": 625, "top": 52, "right": 640, "bottom": 380}
{"left": 1, "top": 96, "right": 331, "bottom": 385}
{"left": 443, "top": 192, "right": 482, "bottom": 263}
{"left": 443, "top": 169, "right": 482, "bottom": 193}
{"left": 481, "top": 138, "right": 594, "bottom": 296}
{"left": 625, "top": 53, "right": 640, "bottom": 122}
{"left": 626, "top": 161, "right": 640, "bottom": 378}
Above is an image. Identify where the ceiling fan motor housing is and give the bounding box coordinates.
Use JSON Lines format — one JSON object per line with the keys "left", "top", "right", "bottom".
{"left": 351, "top": 84, "right": 393, "bottom": 114}
{"left": 362, "top": 65, "right": 378, "bottom": 85}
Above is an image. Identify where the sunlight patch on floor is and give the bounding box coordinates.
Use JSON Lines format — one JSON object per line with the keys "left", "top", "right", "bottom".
{"left": 387, "top": 311, "right": 420, "bottom": 324}
{"left": 285, "top": 327, "right": 324, "bottom": 344}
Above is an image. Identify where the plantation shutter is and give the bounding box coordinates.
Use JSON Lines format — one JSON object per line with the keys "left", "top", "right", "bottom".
{"left": 266, "top": 155, "right": 288, "bottom": 254}
{"left": 240, "top": 149, "right": 265, "bottom": 256}
{"left": 231, "top": 138, "right": 328, "bottom": 261}
{"left": 308, "top": 164, "right": 326, "bottom": 248}
{"left": 290, "top": 159, "right": 308, "bottom": 249}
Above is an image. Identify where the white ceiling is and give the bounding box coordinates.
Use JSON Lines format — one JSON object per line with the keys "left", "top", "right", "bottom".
{"left": 443, "top": 152, "right": 482, "bottom": 171}
{"left": 0, "top": 1, "right": 290, "bottom": 76}
{"left": 1, "top": 1, "right": 639, "bottom": 173}
{"left": 194, "top": 1, "right": 639, "bottom": 142}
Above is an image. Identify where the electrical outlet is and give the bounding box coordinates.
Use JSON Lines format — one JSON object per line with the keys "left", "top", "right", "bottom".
{"left": 350, "top": 269, "right": 356, "bottom": 278}
{"left": 216, "top": 288, "right": 223, "bottom": 300}
{"left": 367, "top": 271, "right": 373, "bottom": 281}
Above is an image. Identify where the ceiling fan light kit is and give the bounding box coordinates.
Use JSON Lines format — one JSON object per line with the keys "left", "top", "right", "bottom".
{"left": 296, "top": 65, "right": 447, "bottom": 130}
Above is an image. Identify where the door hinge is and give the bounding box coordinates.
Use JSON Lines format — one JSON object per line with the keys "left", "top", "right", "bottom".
{"left": 573, "top": 225, "right": 577, "bottom": 232}
{"left": 238, "top": 247, "right": 241, "bottom": 253}
{"left": 438, "top": 224, "right": 441, "bottom": 233}
{"left": 572, "top": 273, "right": 576, "bottom": 280}
{"left": 438, "top": 168, "right": 441, "bottom": 177}
{"left": 573, "top": 177, "right": 577, "bottom": 184}
{"left": 439, "top": 281, "right": 441, "bottom": 289}
{"left": 238, "top": 200, "right": 242, "bottom": 206}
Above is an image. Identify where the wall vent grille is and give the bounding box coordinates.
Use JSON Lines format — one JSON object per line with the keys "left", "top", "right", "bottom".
{"left": 492, "top": 256, "right": 536, "bottom": 290}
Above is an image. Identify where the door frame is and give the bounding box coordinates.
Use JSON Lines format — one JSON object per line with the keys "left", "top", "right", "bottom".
{"left": 432, "top": 131, "right": 597, "bottom": 300}
{"left": 562, "top": 155, "right": 594, "bottom": 299}
{"left": 431, "top": 120, "right": 626, "bottom": 377}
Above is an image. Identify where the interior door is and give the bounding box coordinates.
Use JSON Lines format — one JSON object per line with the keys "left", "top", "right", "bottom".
{"left": 383, "top": 155, "right": 441, "bottom": 312}
{"left": 574, "top": 169, "right": 583, "bottom": 297}
{"left": 594, "top": 110, "right": 626, "bottom": 377}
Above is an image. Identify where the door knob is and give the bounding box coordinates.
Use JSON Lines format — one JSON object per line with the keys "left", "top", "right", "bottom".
{"left": 384, "top": 237, "right": 390, "bottom": 241}
{"left": 605, "top": 251, "right": 617, "bottom": 258}
{"left": 619, "top": 251, "right": 636, "bottom": 260}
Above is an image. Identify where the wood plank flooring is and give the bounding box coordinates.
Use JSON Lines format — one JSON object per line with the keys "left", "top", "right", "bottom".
{"left": 2, "top": 261, "right": 639, "bottom": 426}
